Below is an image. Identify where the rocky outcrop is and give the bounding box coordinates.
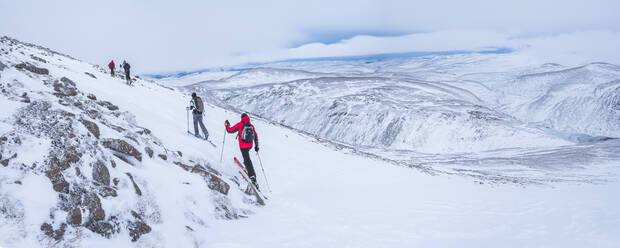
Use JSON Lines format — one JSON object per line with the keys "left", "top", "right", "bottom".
{"left": 14, "top": 62, "right": 48, "bottom": 75}
{"left": 45, "top": 169, "right": 70, "bottom": 193}
{"left": 97, "top": 101, "right": 119, "bottom": 111}
{"left": 84, "top": 72, "right": 97, "bottom": 79}
{"left": 92, "top": 161, "right": 110, "bottom": 186}
{"left": 53, "top": 77, "right": 78, "bottom": 97}
{"left": 102, "top": 139, "right": 142, "bottom": 162}
{"left": 79, "top": 119, "right": 100, "bottom": 138}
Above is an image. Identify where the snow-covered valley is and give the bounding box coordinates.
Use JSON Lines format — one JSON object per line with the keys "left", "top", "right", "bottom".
{"left": 1, "top": 37, "right": 620, "bottom": 247}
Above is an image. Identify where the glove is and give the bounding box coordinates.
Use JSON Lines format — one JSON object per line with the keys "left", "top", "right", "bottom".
{"left": 224, "top": 120, "right": 230, "bottom": 127}
{"left": 255, "top": 146, "right": 259, "bottom": 152}
{"left": 185, "top": 107, "right": 189, "bottom": 111}
{"left": 189, "top": 106, "right": 194, "bottom": 110}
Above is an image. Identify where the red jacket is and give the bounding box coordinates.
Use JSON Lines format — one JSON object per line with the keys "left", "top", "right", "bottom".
{"left": 226, "top": 115, "right": 258, "bottom": 149}
{"left": 108, "top": 61, "right": 115, "bottom": 69}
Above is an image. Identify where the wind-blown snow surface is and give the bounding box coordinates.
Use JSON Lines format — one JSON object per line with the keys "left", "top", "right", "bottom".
{"left": 1, "top": 37, "right": 620, "bottom": 247}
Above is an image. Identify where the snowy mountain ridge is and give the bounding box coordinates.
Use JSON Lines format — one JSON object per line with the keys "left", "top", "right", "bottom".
{"left": 184, "top": 52, "right": 620, "bottom": 184}
{"left": 0, "top": 36, "right": 258, "bottom": 247}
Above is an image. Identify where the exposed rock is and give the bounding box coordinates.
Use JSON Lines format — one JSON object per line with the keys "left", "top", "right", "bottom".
{"left": 177, "top": 151, "right": 182, "bottom": 157}
{"left": 84, "top": 72, "right": 97, "bottom": 79}
{"left": 30, "top": 54, "right": 47, "bottom": 63}
{"left": 191, "top": 165, "right": 230, "bottom": 195}
{"left": 20, "top": 92, "right": 30, "bottom": 103}
{"left": 97, "top": 101, "right": 119, "bottom": 111}
{"left": 68, "top": 208, "right": 82, "bottom": 225}
{"left": 41, "top": 222, "right": 67, "bottom": 241}
{"left": 0, "top": 61, "right": 6, "bottom": 71}
{"left": 157, "top": 154, "right": 167, "bottom": 160}
{"left": 45, "top": 169, "right": 69, "bottom": 193}
{"left": 14, "top": 62, "right": 49, "bottom": 75}
{"left": 87, "top": 93, "right": 97, "bottom": 100}
{"left": 92, "top": 161, "right": 110, "bottom": 186}
{"left": 53, "top": 77, "right": 78, "bottom": 97}
{"left": 1, "top": 159, "right": 7, "bottom": 166}
{"left": 99, "top": 187, "right": 117, "bottom": 197}
{"left": 86, "top": 217, "right": 120, "bottom": 238}
{"left": 173, "top": 161, "right": 192, "bottom": 171}
{"left": 85, "top": 192, "right": 105, "bottom": 221}
{"left": 137, "top": 128, "right": 151, "bottom": 135}
{"left": 128, "top": 220, "right": 151, "bottom": 242}
{"left": 112, "top": 178, "right": 120, "bottom": 186}
{"left": 102, "top": 139, "right": 142, "bottom": 162}
{"left": 144, "top": 147, "right": 153, "bottom": 158}
{"left": 108, "top": 124, "right": 126, "bottom": 133}
{"left": 49, "top": 148, "right": 82, "bottom": 171}
{"left": 125, "top": 173, "right": 142, "bottom": 196}
{"left": 80, "top": 119, "right": 100, "bottom": 139}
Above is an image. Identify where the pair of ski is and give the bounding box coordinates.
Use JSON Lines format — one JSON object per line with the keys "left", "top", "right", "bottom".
{"left": 186, "top": 131, "right": 217, "bottom": 147}
{"left": 233, "top": 157, "right": 267, "bottom": 205}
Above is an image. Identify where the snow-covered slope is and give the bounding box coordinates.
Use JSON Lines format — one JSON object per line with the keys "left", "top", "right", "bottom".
{"left": 179, "top": 52, "right": 620, "bottom": 184}
{"left": 0, "top": 37, "right": 258, "bottom": 247}
{"left": 2, "top": 37, "right": 620, "bottom": 248}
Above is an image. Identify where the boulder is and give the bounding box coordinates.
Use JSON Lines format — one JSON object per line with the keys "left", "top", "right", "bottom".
{"left": 14, "top": 62, "right": 48, "bottom": 75}
{"left": 128, "top": 220, "right": 151, "bottom": 242}
{"left": 144, "top": 147, "right": 153, "bottom": 158}
{"left": 157, "top": 154, "right": 167, "bottom": 160}
{"left": 86, "top": 93, "right": 97, "bottom": 100}
{"left": 97, "top": 101, "right": 119, "bottom": 111}
{"left": 68, "top": 208, "right": 82, "bottom": 225}
{"left": 53, "top": 77, "right": 78, "bottom": 97}
{"left": 102, "top": 139, "right": 142, "bottom": 162}
{"left": 80, "top": 119, "right": 100, "bottom": 139}
{"left": 85, "top": 192, "right": 105, "bottom": 221}
{"left": 191, "top": 165, "right": 230, "bottom": 195}
{"left": 92, "top": 161, "right": 110, "bottom": 186}
{"left": 84, "top": 72, "right": 97, "bottom": 79}
{"left": 45, "top": 169, "right": 69, "bottom": 193}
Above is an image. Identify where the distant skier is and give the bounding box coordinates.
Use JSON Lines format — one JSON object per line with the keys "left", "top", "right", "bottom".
{"left": 122, "top": 60, "right": 131, "bottom": 84}
{"left": 225, "top": 113, "right": 259, "bottom": 188}
{"left": 108, "top": 60, "right": 115, "bottom": 77}
{"left": 187, "top": 92, "right": 209, "bottom": 139}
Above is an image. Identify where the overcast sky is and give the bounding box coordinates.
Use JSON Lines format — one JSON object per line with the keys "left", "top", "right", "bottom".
{"left": 1, "top": 0, "right": 619, "bottom": 73}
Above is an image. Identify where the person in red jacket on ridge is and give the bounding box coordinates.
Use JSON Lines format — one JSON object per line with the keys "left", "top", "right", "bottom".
{"left": 108, "top": 60, "right": 115, "bottom": 77}
{"left": 225, "top": 113, "right": 260, "bottom": 188}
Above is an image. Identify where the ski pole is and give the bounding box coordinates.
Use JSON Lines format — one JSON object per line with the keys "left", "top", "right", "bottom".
{"left": 256, "top": 152, "right": 271, "bottom": 192}
{"left": 219, "top": 129, "right": 226, "bottom": 168}
{"left": 186, "top": 107, "right": 190, "bottom": 133}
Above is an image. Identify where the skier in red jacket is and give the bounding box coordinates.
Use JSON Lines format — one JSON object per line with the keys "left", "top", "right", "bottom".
{"left": 225, "top": 113, "right": 260, "bottom": 188}
{"left": 108, "top": 60, "right": 115, "bottom": 77}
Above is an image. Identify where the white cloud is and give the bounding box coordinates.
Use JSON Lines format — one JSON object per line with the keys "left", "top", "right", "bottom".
{"left": 1, "top": 0, "right": 619, "bottom": 72}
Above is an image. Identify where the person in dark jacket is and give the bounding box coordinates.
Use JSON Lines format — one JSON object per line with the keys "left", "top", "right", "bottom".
{"left": 122, "top": 60, "right": 131, "bottom": 84}
{"left": 108, "top": 60, "right": 115, "bottom": 76}
{"left": 188, "top": 92, "right": 209, "bottom": 139}
{"left": 225, "top": 113, "right": 259, "bottom": 188}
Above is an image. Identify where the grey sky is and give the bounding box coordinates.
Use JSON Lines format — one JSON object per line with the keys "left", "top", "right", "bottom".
{"left": 1, "top": 0, "right": 619, "bottom": 73}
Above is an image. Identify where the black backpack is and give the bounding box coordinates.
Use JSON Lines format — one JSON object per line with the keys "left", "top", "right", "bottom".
{"left": 240, "top": 122, "right": 255, "bottom": 143}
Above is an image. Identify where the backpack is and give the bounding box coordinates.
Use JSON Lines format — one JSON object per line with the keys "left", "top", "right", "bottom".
{"left": 240, "top": 122, "right": 255, "bottom": 143}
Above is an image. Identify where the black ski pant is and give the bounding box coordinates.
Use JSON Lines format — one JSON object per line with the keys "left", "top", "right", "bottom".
{"left": 110, "top": 69, "right": 114, "bottom": 77}
{"left": 125, "top": 70, "right": 131, "bottom": 83}
{"left": 240, "top": 147, "right": 257, "bottom": 185}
